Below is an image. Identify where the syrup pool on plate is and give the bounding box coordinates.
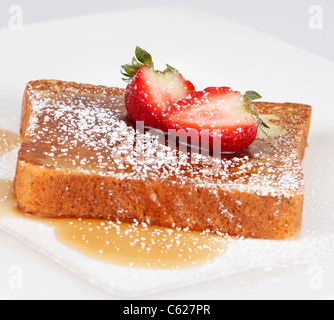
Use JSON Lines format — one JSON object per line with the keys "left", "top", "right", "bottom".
{"left": 0, "top": 130, "right": 21, "bottom": 156}
{"left": 0, "top": 179, "right": 229, "bottom": 269}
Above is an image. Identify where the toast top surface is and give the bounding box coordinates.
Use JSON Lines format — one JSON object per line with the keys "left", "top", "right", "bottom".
{"left": 18, "top": 80, "right": 312, "bottom": 197}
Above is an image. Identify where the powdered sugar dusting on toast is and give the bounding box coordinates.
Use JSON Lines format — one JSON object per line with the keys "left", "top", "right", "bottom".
{"left": 19, "top": 81, "right": 307, "bottom": 199}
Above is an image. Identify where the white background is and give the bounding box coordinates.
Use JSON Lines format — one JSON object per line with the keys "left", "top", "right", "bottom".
{"left": 1, "top": 0, "right": 333, "bottom": 62}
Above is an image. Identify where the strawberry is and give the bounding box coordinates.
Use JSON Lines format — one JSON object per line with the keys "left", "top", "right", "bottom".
{"left": 121, "top": 46, "right": 195, "bottom": 129}
{"left": 164, "top": 87, "right": 269, "bottom": 153}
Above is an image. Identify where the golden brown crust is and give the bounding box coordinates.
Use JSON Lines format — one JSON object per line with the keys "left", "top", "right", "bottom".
{"left": 14, "top": 160, "right": 304, "bottom": 239}
{"left": 14, "top": 80, "right": 312, "bottom": 239}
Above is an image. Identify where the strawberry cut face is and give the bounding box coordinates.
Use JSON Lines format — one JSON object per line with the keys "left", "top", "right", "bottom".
{"left": 170, "top": 88, "right": 255, "bottom": 130}
{"left": 125, "top": 66, "right": 195, "bottom": 129}
{"left": 141, "top": 66, "right": 194, "bottom": 110}
{"left": 165, "top": 87, "right": 259, "bottom": 154}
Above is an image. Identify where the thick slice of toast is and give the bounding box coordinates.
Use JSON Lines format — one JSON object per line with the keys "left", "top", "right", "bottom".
{"left": 14, "top": 80, "right": 312, "bottom": 239}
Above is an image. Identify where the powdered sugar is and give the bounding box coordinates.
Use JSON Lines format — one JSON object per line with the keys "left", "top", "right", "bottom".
{"left": 21, "top": 84, "right": 305, "bottom": 199}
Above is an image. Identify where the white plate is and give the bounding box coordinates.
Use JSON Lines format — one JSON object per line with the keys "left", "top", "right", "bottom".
{"left": 0, "top": 6, "right": 334, "bottom": 299}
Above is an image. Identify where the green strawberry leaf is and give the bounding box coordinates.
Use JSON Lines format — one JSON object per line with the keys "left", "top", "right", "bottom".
{"left": 135, "top": 46, "right": 154, "bottom": 68}
{"left": 121, "top": 46, "right": 156, "bottom": 82}
{"left": 165, "top": 64, "right": 179, "bottom": 73}
{"left": 121, "top": 63, "right": 142, "bottom": 77}
{"left": 121, "top": 46, "right": 182, "bottom": 82}
{"left": 244, "top": 91, "right": 262, "bottom": 102}
{"left": 244, "top": 91, "right": 270, "bottom": 138}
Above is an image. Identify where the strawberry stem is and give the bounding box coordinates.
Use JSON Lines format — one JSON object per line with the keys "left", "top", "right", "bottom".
{"left": 165, "top": 64, "right": 179, "bottom": 73}
{"left": 121, "top": 46, "right": 155, "bottom": 82}
{"left": 121, "top": 46, "right": 179, "bottom": 82}
{"left": 135, "top": 46, "right": 154, "bottom": 67}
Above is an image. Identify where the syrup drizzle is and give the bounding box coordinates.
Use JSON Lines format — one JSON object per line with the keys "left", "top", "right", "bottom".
{"left": 0, "top": 131, "right": 229, "bottom": 270}
{"left": 0, "top": 179, "right": 228, "bottom": 269}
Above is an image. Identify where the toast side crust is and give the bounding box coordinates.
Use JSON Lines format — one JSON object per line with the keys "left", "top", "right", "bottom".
{"left": 15, "top": 160, "right": 304, "bottom": 239}
{"left": 14, "top": 80, "right": 312, "bottom": 239}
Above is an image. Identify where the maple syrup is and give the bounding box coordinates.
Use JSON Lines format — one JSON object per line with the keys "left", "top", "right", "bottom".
{"left": 0, "top": 178, "right": 228, "bottom": 270}
{"left": 0, "top": 127, "right": 228, "bottom": 269}
{"left": 0, "top": 130, "right": 21, "bottom": 156}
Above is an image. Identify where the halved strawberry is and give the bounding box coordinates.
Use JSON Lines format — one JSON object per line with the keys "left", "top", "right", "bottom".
{"left": 164, "top": 87, "right": 268, "bottom": 153}
{"left": 121, "top": 47, "right": 195, "bottom": 129}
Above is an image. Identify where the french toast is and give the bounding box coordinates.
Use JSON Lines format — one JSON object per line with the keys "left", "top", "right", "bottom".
{"left": 14, "top": 80, "right": 312, "bottom": 239}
